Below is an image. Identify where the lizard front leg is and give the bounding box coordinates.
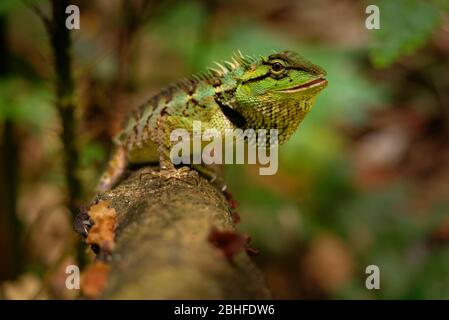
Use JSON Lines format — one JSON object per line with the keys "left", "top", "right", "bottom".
{"left": 159, "top": 116, "right": 226, "bottom": 188}
{"left": 138, "top": 116, "right": 198, "bottom": 183}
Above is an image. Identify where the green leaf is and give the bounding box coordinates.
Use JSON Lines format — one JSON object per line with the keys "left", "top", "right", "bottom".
{"left": 0, "top": 78, "right": 55, "bottom": 130}
{"left": 0, "top": 0, "right": 41, "bottom": 16}
{"left": 370, "top": 0, "right": 444, "bottom": 68}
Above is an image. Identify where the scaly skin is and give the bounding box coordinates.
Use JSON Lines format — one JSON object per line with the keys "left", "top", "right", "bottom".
{"left": 97, "top": 51, "right": 327, "bottom": 192}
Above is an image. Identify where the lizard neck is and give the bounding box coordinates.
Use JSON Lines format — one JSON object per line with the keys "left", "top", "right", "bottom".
{"left": 235, "top": 96, "right": 316, "bottom": 145}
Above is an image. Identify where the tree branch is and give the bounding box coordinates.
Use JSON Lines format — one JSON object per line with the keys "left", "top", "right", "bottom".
{"left": 84, "top": 167, "right": 271, "bottom": 299}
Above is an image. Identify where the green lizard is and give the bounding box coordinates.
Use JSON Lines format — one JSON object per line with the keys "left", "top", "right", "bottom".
{"left": 96, "top": 51, "right": 327, "bottom": 192}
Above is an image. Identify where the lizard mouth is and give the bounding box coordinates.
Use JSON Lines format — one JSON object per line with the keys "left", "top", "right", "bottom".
{"left": 277, "top": 78, "right": 327, "bottom": 93}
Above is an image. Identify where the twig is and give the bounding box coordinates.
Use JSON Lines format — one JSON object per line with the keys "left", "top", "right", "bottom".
{"left": 0, "top": 11, "right": 23, "bottom": 279}
{"left": 34, "top": 0, "right": 84, "bottom": 265}
{"left": 47, "top": 0, "right": 82, "bottom": 217}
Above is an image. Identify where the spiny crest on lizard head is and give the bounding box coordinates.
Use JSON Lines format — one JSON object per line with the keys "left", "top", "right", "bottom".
{"left": 173, "top": 50, "right": 258, "bottom": 90}
{"left": 170, "top": 50, "right": 326, "bottom": 92}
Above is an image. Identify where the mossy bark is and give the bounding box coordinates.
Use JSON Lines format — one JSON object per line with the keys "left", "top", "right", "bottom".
{"left": 96, "top": 167, "right": 271, "bottom": 299}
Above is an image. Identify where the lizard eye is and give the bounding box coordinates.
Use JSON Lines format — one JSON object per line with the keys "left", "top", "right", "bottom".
{"left": 271, "top": 62, "right": 285, "bottom": 74}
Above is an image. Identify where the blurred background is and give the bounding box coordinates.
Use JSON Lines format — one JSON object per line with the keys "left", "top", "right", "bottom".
{"left": 1, "top": 0, "right": 449, "bottom": 299}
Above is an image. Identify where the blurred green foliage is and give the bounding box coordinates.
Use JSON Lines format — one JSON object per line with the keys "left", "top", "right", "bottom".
{"left": 0, "top": 78, "right": 54, "bottom": 130}
{"left": 0, "top": 0, "right": 30, "bottom": 15}
{"left": 370, "top": 0, "right": 448, "bottom": 68}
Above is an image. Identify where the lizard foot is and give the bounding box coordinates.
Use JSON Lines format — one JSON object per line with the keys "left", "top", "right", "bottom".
{"left": 139, "top": 166, "right": 200, "bottom": 186}
{"left": 190, "top": 164, "right": 226, "bottom": 191}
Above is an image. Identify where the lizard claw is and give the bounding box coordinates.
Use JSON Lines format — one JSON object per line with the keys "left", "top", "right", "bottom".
{"left": 139, "top": 166, "right": 200, "bottom": 187}
{"left": 163, "top": 166, "right": 200, "bottom": 186}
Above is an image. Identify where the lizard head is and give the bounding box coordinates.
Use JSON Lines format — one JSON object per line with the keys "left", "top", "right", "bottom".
{"left": 235, "top": 51, "right": 327, "bottom": 144}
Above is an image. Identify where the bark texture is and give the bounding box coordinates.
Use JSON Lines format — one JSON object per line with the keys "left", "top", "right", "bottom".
{"left": 95, "top": 166, "right": 271, "bottom": 299}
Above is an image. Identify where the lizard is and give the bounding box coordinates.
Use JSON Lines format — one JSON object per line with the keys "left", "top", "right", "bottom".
{"left": 96, "top": 50, "right": 327, "bottom": 193}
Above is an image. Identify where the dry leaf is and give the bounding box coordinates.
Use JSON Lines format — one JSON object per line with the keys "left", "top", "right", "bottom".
{"left": 86, "top": 200, "right": 117, "bottom": 252}
{"left": 2, "top": 273, "right": 43, "bottom": 300}
{"left": 81, "top": 262, "right": 110, "bottom": 299}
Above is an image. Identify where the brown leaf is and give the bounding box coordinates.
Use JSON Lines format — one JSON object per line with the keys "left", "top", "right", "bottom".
{"left": 2, "top": 273, "right": 44, "bottom": 300}
{"left": 81, "top": 262, "right": 110, "bottom": 299}
{"left": 299, "top": 233, "right": 353, "bottom": 295}
{"left": 86, "top": 200, "right": 117, "bottom": 252}
{"left": 208, "top": 227, "right": 257, "bottom": 260}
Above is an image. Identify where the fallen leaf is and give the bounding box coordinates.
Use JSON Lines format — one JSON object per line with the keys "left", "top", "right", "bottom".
{"left": 81, "top": 262, "right": 110, "bottom": 299}
{"left": 86, "top": 200, "right": 117, "bottom": 252}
